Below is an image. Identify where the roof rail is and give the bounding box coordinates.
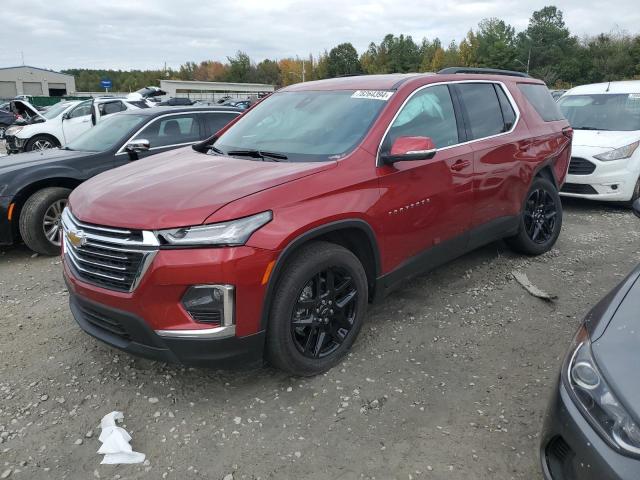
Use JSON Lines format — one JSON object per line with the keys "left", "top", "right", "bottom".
{"left": 437, "top": 67, "right": 530, "bottom": 78}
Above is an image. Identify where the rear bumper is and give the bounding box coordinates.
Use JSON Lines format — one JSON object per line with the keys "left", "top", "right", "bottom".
{"left": 68, "top": 286, "right": 265, "bottom": 368}
{"left": 540, "top": 382, "right": 640, "bottom": 480}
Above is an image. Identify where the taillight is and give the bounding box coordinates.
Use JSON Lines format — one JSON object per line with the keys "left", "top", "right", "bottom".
{"left": 562, "top": 126, "right": 573, "bottom": 140}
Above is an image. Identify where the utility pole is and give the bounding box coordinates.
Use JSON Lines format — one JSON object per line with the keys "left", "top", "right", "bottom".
{"left": 20, "top": 50, "right": 25, "bottom": 66}
{"left": 527, "top": 47, "right": 531, "bottom": 75}
{"left": 302, "top": 60, "right": 306, "bottom": 82}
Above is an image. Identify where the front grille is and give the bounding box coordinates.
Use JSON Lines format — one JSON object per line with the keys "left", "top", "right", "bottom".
{"left": 62, "top": 209, "right": 158, "bottom": 292}
{"left": 561, "top": 183, "right": 598, "bottom": 195}
{"left": 568, "top": 157, "right": 596, "bottom": 175}
{"left": 80, "top": 304, "right": 130, "bottom": 340}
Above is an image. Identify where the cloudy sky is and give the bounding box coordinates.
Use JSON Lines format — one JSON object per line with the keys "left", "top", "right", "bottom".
{"left": 2, "top": 0, "right": 639, "bottom": 71}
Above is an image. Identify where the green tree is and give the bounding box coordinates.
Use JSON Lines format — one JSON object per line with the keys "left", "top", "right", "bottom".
{"left": 327, "top": 43, "right": 361, "bottom": 77}
{"left": 476, "top": 18, "right": 517, "bottom": 69}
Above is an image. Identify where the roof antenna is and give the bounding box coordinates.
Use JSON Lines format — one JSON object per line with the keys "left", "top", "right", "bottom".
{"left": 605, "top": 81, "right": 611, "bottom": 92}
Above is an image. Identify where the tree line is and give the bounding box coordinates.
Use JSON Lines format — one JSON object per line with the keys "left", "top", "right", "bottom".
{"left": 65, "top": 6, "right": 640, "bottom": 93}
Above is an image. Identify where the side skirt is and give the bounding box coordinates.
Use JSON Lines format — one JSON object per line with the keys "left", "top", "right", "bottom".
{"left": 373, "top": 215, "right": 520, "bottom": 302}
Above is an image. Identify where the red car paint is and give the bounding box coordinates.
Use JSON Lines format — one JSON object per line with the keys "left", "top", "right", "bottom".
{"left": 64, "top": 72, "right": 571, "bottom": 362}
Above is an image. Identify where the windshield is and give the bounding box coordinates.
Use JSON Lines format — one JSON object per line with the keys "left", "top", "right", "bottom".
{"left": 213, "top": 90, "right": 390, "bottom": 162}
{"left": 558, "top": 93, "right": 640, "bottom": 131}
{"left": 65, "top": 114, "right": 147, "bottom": 152}
{"left": 41, "top": 102, "right": 74, "bottom": 120}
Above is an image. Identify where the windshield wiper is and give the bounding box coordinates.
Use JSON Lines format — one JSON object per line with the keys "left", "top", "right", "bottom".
{"left": 209, "top": 144, "right": 224, "bottom": 155}
{"left": 226, "top": 149, "right": 288, "bottom": 162}
{"left": 574, "top": 126, "right": 609, "bottom": 131}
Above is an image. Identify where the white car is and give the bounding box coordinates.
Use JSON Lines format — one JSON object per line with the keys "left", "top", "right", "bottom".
{"left": 4, "top": 98, "right": 146, "bottom": 154}
{"left": 558, "top": 80, "right": 640, "bottom": 204}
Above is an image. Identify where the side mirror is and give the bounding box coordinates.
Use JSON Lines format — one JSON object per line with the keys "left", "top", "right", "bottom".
{"left": 380, "top": 136, "right": 436, "bottom": 165}
{"left": 633, "top": 198, "right": 640, "bottom": 219}
{"left": 62, "top": 112, "right": 70, "bottom": 120}
{"left": 125, "top": 139, "right": 150, "bottom": 153}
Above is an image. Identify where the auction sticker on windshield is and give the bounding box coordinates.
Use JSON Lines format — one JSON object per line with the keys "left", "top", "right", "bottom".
{"left": 351, "top": 90, "right": 394, "bottom": 101}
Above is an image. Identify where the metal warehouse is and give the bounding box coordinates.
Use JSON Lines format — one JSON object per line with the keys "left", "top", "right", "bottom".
{"left": 159, "top": 79, "right": 275, "bottom": 102}
{"left": 0, "top": 66, "right": 76, "bottom": 99}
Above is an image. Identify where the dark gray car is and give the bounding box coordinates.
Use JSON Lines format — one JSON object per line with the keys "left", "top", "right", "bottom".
{"left": 0, "top": 106, "right": 241, "bottom": 255}
{"left": 540, "top": 199, "right": 640, "bottom": 479}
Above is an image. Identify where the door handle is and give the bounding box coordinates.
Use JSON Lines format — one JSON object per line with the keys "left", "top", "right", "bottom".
{"left": 450, "top": 159, "right": 471, "bottom": 171}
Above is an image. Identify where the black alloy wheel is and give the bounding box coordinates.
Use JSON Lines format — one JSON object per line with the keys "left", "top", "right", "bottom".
{"left": 266, "top": 241, "right": 368, "bottom": 376}
{"left": 524, "top": 188, "right": 558, "bottom": 244}
{"left": 506, "top": 176, "right": 562, "bottom": 256}
{"left": 290, "top": 267, "right": 358, "bottom": 359}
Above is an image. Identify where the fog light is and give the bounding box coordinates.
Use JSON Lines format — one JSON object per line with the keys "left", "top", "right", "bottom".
{"left": 611, "top": 184, "right": 619, "bottom": 191}
{"left": 182, "top": 285, "right": 234, "bottom": 325}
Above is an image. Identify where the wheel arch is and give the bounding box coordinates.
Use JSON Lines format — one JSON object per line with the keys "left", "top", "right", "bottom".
{"left": 259, "top": 219, "right": 381, "bottom": 331}
{"left": 10, "top": 178, "right": 81, "bottom": 241}
{"left": 534, "top": 163, "right": 559, "bottom": 190}
{"left": 25, "top": 133, "right": 61, "bottom": 150}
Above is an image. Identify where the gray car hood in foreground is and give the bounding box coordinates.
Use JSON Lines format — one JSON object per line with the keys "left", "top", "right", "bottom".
{"left": 591, "top": 264, "right": 640, "bottom": 425}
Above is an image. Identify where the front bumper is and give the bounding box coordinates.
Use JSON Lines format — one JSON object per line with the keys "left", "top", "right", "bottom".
{"left": 560, "top": 154, "right": 639, "bottom": 202}
{"left": 67, "top": 287, "right": 265, "bottom": 367}
{"left": 540, "top": 381, "right": 640, "bottom": 479}
{"left": 3, "top": 134, "right": 26, "bottom": 154}
{"left": 63, "top": 244, "right": 278, "bottom": 368}
{"left": 0, "top": 196, "right": 15, "bottom": 246}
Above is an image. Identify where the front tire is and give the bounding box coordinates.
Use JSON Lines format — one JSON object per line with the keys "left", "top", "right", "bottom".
{"left": 266, "top": 242, "right": 368, "bottom": 376}
{"left": 506, "top": 177, "right": 562, "bottom": 255}
{"left": 19, "top": 187, "right": 71, "bottom": 256}
{"left": 25, "top": 135, "right": 59, "bottom": 152}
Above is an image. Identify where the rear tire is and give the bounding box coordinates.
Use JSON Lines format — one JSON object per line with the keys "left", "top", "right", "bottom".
{"left": 266, "top": 241, "right": 368, "bottom": 376}
{"left": 19, "top": 187, "right": 71, "bottom": 256}
{"left": 506, "top": 177, "right": 562, "bottom": 256}
{"left": 25, "top": 134, "right": 59, "bottom": 152}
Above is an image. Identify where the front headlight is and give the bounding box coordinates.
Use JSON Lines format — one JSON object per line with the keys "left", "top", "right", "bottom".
{"left": 563, "top": 325, "right": 640, "bottom": 457}
{"left": 155, "top": 211, "right": 272, "bottom": 246}
{"left": 5, "top": 125, "right": 24, "bottom": 136}
{"left": 593, "top": 141, "right": 640, "bottom": 161}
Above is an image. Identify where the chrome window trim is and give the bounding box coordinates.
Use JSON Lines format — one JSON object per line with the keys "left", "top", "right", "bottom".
{"left": 115, "top": 110, "right": 240, "bottom": 156}
{"left": 376, "top": 79, "right": 521, "bottom": 167}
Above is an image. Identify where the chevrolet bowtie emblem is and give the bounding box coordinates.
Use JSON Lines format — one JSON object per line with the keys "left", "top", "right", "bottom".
{"left": 67, "top": 229, "right": 87, "bottom": 248}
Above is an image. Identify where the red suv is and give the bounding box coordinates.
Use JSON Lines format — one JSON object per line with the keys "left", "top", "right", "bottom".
{"left": 62, "top": 68, "right": 572, "bottom": 376}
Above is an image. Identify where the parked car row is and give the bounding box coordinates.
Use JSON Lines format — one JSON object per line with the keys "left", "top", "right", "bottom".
{"left": 0, "top": 105, "right": 241, "bottom": 254}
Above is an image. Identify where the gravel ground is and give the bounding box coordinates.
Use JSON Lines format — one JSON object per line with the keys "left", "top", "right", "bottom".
{"left": 1, "top": 199, "right": 639, "bottom": 480}
{"left": 0, "top": 140, "right": 7, "bottom": 156}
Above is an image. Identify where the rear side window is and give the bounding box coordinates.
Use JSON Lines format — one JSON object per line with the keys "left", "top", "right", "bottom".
{"left": 100, "top": 101, "right": 127, "bottom": 116}
{"left": 495, "top": 85, "right": 516, "bottom": 129}
{"left": 202, "top": 112, "right": 239, "bottom": 136}
{"left": 133, "top": 114, "right": 201, "bottom": 148}
{"left": 456, "top": 83, "right": 505, "bottom": 140}
{"left": 518, "top": 84, "right": 564, "bottom": 121}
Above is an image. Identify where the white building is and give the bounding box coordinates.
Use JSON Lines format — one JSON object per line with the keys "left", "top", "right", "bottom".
{"left": 0, "top": 66, "right": 76, "bottom": 98}
{"left": 159, "top": 79, "right": 275, "bottom": 102}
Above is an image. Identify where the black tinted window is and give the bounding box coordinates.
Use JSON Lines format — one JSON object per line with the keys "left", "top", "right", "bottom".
{"left": 382, "top": 84, "right": 459, "bottom": 151}
{"left": 457, "top": 83, "right": 505, "bottom": 139}
{"left": 202, "top": 112, "right": 238, "bottom": 136}
{"left": 495, "top": 85, "right": 516, "bottom": 129}
{"left": 100, "top": 101, "right": 126, "bottom": 116}
{"left": 518, "top": 84, "right": 564, "bottom": 121}
{"left": 133, "top": 114, "right": 200, "bottom": 148}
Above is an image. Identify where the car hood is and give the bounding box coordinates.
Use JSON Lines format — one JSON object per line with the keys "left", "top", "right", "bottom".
{"left": 572, "top": 129, "right": 640, "bottom": 148}
{"left": 0, "top": 149, "right": 94, "bottom": 176}
{"left": 591, "top": 265, "right": 640, "bottom": 423}
{"left": 69, "top": 147, "right": 336, "bottom": 230}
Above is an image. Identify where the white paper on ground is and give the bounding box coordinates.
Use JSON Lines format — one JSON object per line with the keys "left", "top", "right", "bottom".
{"left": 97, "top": 411, "right": 146, "bottom": 465}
